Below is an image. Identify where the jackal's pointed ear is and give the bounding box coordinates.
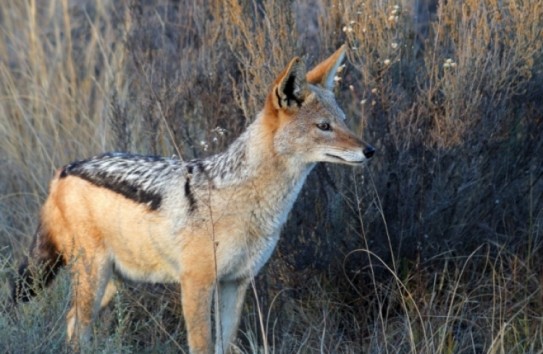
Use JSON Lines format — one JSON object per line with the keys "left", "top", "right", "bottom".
{"left": 271, "top": 57, "right": 308, "bottom": 111}
{"left": 306, "top": 44, "right": 347, "bottom": 90}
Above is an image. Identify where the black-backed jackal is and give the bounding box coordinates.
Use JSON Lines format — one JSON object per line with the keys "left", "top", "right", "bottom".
{"left": 13, "top": 45, "right": 374, "bottom": 353}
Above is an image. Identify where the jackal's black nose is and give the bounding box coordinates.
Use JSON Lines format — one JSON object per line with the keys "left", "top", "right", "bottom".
{"left": 363, "top": 145, "right": 375, "bottom": 159}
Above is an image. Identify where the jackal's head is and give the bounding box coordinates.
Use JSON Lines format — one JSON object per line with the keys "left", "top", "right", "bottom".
{"left": 264, "top": 45, "right": 374, "bottom": 166}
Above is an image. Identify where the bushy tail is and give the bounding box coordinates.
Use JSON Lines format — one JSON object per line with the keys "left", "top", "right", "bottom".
{"left": 12, "top": 225, "right": 64, "bottom": 303}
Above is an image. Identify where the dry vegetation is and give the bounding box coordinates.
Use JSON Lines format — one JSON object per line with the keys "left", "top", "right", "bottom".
{"left": 1, "top": 0, "right": 542, "bottom": 353}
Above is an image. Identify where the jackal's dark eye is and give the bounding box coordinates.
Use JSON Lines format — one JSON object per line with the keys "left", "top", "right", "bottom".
{"left": 316, "top": 122, "right": 331, "bottom": 131}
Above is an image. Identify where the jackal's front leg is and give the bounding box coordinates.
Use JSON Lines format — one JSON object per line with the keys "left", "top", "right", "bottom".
{"left": 181, "top": 275, "right": 214, "bottom": 354}
{"left": 215, "top": 279, "right": 250, "bottom": 354}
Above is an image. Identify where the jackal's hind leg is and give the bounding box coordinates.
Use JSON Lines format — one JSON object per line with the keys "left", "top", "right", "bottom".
{"left": 215, "top": 279, "right": 250, "bottom": 354}
{"left": 66, "top": 254, "right": 113, "bottom": 349}
{"left": 99, "top": 279, "right": 118, "bottom": 310}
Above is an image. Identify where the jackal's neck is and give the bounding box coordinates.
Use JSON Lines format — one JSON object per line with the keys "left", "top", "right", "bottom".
{"left": 192, "top": 113, "right": 313, "bottom": 193}
{"left": 186, "top": 114, "right": 314, "bottom": 235}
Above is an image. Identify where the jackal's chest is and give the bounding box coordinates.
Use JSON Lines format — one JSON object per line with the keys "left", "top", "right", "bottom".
{"left": 210, "top": 197, "right": 294, "bottom": 280}
{"left": 188, "top": 163, "right": 312, "bottom": 280}
{"left": 217, "top": 227, "right": 281, "bottom": 281}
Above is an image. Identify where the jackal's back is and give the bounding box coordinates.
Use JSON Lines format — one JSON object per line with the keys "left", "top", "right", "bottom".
{"left": 60, "top": 152, "right": 184, "bottom": 211}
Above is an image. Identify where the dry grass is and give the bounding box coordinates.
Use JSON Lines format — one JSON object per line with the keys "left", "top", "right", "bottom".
{"left": 1, "top": 0, "right": 542, "bottom": 353}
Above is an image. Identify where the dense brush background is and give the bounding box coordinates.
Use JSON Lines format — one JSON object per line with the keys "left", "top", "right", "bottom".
{"left": 1, "top": 0, "right": 542, "bottom": 352}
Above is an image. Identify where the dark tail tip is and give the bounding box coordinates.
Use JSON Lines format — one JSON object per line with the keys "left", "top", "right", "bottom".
{"left": 12, "top": 260, "right": 38, "bottom": 303}
{"left": 13, "top": 225, "right": 65, "bottom": 304}
{"left": 12, "top": 256, "right": 64, "bottom": 304}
